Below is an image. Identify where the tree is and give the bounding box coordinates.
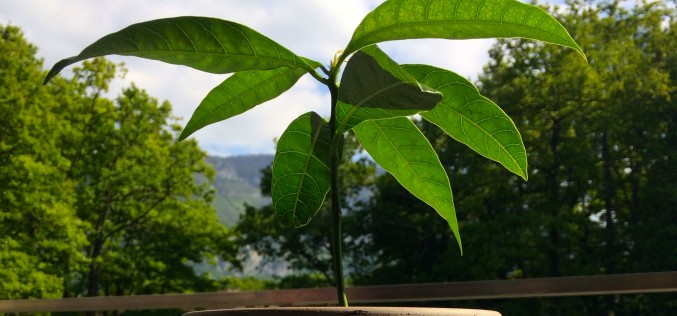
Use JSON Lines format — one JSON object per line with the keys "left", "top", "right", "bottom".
{"left": 477, "top": 0, "right": 676, "bottom": 276}
{"left": 43, "top": 0, "right": 584, "bottom": 306}
{"left": 0, "top": 24, "right": 88, "bottom": 300}
{"left": 1, "top": 25, "right": 239, "bottom": 306}
{"left": 236, "top": 133, "right": 376, "bottom": 287}
{"left": 205, "top": 2, "right": 671, "bottom": 314}
{"left": 348, "top": 1, "right": 676, "bottom": 314}
{"left": 59, "top": 58, "right": 238, "bottom": 298}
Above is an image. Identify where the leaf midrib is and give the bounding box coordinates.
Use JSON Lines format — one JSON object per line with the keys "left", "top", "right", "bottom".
{"left": 370, "top": 121, "right": 452, "bottom": 208}
{"left": 351, "top": 19, "right": 566, "bottom": 49}
{"left": 188, "top": 68, "right": 301, "bottom": 129}
{"left": 284, "top": 123, "right": 327, "bottom": 226}
{"left": 425, "top": 92, "right": 526, "bottom": 177}
{"left": 118, "top": 49, "right": 304, "bottom": 65}
{"left": 337, "top": 81, "right": 410, "bottom": 133}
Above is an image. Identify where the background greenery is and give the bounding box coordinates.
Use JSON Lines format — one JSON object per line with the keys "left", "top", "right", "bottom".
{"left": 1, "top": 0, "right": 675, "bottom": 315}
{"left": 0, "top": 24, "right": 239, "bottom": 302}
{"left": 238, "top": 0, "right": 676, "bottom": 314}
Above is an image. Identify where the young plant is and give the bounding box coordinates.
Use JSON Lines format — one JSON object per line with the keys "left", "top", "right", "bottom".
{"left": 44, "top": 0, "right": 584, "bottom": 306}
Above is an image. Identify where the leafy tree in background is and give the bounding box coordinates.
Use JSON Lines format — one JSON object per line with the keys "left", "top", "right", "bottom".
{"left": 0, "top": 25, "right": 238, "bottom": 306}
{"left": 0, "top": 24, "right": 88, "bottom": 300}
{"left": 43, "top": 0, "right": 587, "bottom": 304}
{"left": 234, "top": 1, "right": 675, "bottom": 314}
{"left": 60, "top": 58, "right": 238, "bottom": 298}
{"left": 477, "top": 0, "right": 676, "bottom": 278}
{"left": 358, "top": 0, "right": 675, "bottom": 314}
{"left": 236, "top": 134, "right": 376, "bottom": 287}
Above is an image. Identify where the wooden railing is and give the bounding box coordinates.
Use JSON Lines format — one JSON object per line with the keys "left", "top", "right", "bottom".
{"left": 1, "top": 272, "right": 676, "bottom": 313}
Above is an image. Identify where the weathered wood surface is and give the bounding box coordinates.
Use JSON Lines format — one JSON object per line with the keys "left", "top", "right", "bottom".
{"left": 1, "top": 272, "right": 675, "bottom": 312}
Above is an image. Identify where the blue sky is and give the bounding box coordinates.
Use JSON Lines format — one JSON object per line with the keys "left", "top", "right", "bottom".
{"left": 1, "top": 0, "right": 501, "bottom": 156}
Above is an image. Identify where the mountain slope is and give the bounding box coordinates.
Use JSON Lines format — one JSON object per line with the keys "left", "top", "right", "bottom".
{"left": 204, "top": 154, "right": 273, "bottom": 227}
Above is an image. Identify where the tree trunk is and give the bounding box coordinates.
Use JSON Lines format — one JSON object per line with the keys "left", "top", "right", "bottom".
{"left": 85, "top": 205, "right": 108, "bottom": 316}
{"left": 547, "top": 118, "right": 562, "bottom": 277}
{"left": 600, "top": 131, "right": 617, "bottom": 316}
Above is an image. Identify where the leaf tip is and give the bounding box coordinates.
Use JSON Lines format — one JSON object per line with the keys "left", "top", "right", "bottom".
{"left": 43, "top": 56, "right": 77, "bottom": 85}
{"left": 564, "top": 39, "right": 587, "bottom": 63}
{"left": 518, "top": 166, "right": 529, "bottom": 182}
{"left": 446, "top": 218, "right": 463, "bottom": 255}
{"left": 576, "top": 47, "right": 588, "bottom": 63}
{"left": 43, "top": 68, "right": 59, "bottom": 85}
{"left": 561, "top": 32, "right": 587, "bottom": 62}
{"left": 455, "top": 230, "right": 464, "bottom": 256}
{"left": 177, "top": 129, "right": 192, "bottom": 142}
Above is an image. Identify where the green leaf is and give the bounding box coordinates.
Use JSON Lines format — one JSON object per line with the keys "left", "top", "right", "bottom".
{"left": 404, "top": 64, "right": 528, "bottom": 181}
{"left": 179, "top": 67, "right": 307, "bottom": 140}
{"left": 336, "top": 45, "right": 442, "bottom": 133}
{"left": 272, "top": 112, "right": 331, "bottom": 227}
{"left": 354, "top": 117, "right": 461, "bottom": 251}
{"left": 345, "top": 0, "right": 585, "bottom": 59}
{"left": 44, "top": 17, "right": 321, "bottom": 84}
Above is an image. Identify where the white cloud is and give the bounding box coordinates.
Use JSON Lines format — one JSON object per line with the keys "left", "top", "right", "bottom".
{"left": 379, "top": 39, "right": 495, "bottom": 80}
{"left": 1, "top": 0, "right": 496, "bottom": 157}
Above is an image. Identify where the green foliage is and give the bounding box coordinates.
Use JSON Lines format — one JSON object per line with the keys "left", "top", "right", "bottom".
{"left": 180, "top": 67, "right": 308, "bottom": 140}
{"left": 222, "top": 276, "right": 274, "bottom": 291}
{"left": 343, "top": 1, "right": 674, "bottom": 314}
{"left": 44, "top": 0, "right": 583, "bottom": 305}
{"left": 44, "top": 17, "right": 320, "bottom": 83}
{"left": 354, "top": 117, "right": 461, "bottom": 250}
{"left": 223, "top": 274, "right": 331, "bottom": 291}
{"left": 272, "top": 112, "right": 332, "bottom": 227}
{"left": 1, "top": 24, "right": 88, "bottom": 300}
{"left": 344, "top": 0, "right": 585, "bottom": 58}
{"left": 237, "top": 134, "right": 376, "bottom": 285}
{"left": 336, "top": 45, "right": 442, "bottom": 132}
{"left": 1, "top": 24, "right": 238, "bottom": 302}
{"left": 238, "top": 1, "right": 675, "bottom": 314}
{"left": 63, "top": 59, "right": 238, "bottom": 297}
{"left": 405, "top": 64, "right": 528, "bottom": 180}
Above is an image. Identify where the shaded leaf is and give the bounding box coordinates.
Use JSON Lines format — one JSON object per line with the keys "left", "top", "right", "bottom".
{"left": 346, "top": 0, "right": 584, "bottom": 59}
{"left": 45, "top": 17, "right": 321, "bottom": 84}
{"left": 272, "top": 112, "right": 331, "bottom": 227}
{"left": 354, "top": 117, "right": 461, "bottom": 251}
{"left": 404, "top": 64, "right": 528, "bottom": 180}
{"left": 336, "top": 45, "right": 442, "bottom": 133}
{"left": 179, "top": 67, "right": 307, "bottom": 140}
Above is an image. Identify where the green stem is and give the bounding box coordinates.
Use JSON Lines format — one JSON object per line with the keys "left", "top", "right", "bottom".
{"left": 328, "top": 68, "right": 348, "bottom": 307}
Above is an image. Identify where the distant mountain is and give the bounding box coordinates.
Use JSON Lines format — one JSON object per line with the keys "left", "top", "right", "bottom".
{"left": 195, "top": 154, "right": 281, "bottom": 278}
{"left": 204, "top": 154, "right": 273, "bottom": 227}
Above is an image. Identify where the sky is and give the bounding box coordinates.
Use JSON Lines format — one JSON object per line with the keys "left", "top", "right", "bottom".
{"left": 1, "top": 0, "right": 497, "bottom": 157}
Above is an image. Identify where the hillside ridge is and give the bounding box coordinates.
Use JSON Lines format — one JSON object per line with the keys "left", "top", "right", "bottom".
{"left": 204, "top": 154, "right": 273, "bottom": 227}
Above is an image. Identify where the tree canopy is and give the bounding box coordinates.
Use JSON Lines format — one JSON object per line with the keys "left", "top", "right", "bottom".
{"left": 235, "top": 1, "right": 676, "bottom": 314}
{"left": 356, "top": 0, "right": 676, "bottom": 314}
{"left": 1, "top": 0, "right": 676, "bottom": 313}
{"left": 0, "top": 24, "right": 237, "bottom": 304}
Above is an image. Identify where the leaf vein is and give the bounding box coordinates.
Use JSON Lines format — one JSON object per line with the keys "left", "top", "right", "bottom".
{"left": 169, "top": 21, "right": 197, "bottom": 52}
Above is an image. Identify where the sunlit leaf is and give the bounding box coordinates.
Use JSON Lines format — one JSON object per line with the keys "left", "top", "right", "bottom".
{"left": 346, "top": 0, "right": 585, "bottom": 59}
{"left": 354, "top": 117, "right": 461, "bottom": 251}
{"left": 272, "top": 112, "right": 331, "bottom": 227}
{"left": 44, "top": 17, "right": 321, "bottom": 84}
{"left": 336, "top": 45, "right": 442, "bottom": 133}
{"left": 179, "top": 67, "right": 307, "bottom": 140}
{"left": 404, "top": 64, "right": 528, "bottom": 180}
